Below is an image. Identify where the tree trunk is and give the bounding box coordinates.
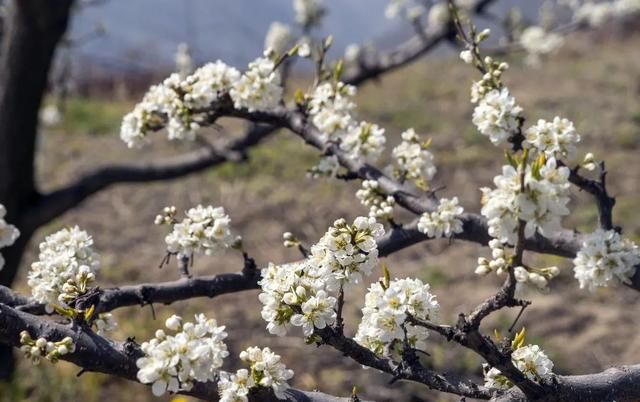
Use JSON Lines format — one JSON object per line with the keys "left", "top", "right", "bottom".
{"left": 0, "top": 0, "right": 74, "bottom": 379}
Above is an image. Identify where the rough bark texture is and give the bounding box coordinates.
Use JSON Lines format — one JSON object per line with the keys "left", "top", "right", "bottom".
{"left": 0, "top": 0, "right": 74, "bottom": 379}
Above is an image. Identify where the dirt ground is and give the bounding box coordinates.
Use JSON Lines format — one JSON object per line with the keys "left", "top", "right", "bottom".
{"left": 2, "top": 30, "right": 640, "bottom": 402}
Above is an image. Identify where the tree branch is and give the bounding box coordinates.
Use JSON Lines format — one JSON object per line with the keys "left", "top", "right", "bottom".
{"left": 21, "top": 124, "right": 276, "bottom": 233}
{"left": 0, "top": 303, "right": 375, "bottom": 402}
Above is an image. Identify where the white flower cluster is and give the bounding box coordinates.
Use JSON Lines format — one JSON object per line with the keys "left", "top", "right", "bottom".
{"left": 259, "top": 217, "right": 384, "bottom": 337}
{"left": 293, "top": 0, "right": 326, "bottom": 28}
{"left": 524, "top": 117, "right": 581, "bottom": 160}
{"left": 355, "top": 277, "right": 440, "bottom": 357}
{"left": 218, "top": 347, "right": 294, "bottom": 401}
{"left": 484, "top": 344, "right": 554, "bottom": 389}
{"left": 355, "top": 180, "right": 396, "bottom": 220}
{"left": 513, "top": 265, "right": 560, "bottom": 294}
{"left": 307, "top": 82, "right": 387, "bottom": 164}
{"left": 121, "top": 52, "right": 284, "bottom": 147}
{"left": 309, "top": 217, "right": 385, "bottom": 287}
{"left": 19, "top": 331, "right": 75, "bottom": 365}
{"left": 161, "top": 205, "right": 238, "bottom": 259}
{"left": 476, "top": 212, "right": 560, "bottom": 294}
{"left": 480, "top": 157, "right": 570, "bottom": 245}
{"left": 417, "top": 197, "right": 464, "bottom": 238}
{"left": 476, "top": 239, "right": 510, "bottom": 276}
{"left": 27, "top": 226, "right": 100, "bottom": 311}
{"left": 519, "top": 26, "right": 564, "bottom": 65}
{"left": 308, "top": 82, "right": 356, "bottom": 140}
{"left": 0, "top": 204, "right": 20, "bottom": 271}
{"left": 341, "top": 122, "right": 387, "bottom": 162}
{"left": 392, "top": 128, "right": 437, "bottom": 188}
{"left": 230, "top": 54, "right": 283, "bottom": 112}
{"left": 121, "top": 61, "right": 240, "bottom": 147}
{"left": 137, "top": 314, "right": 229, "bottom": 396}
{"left": 259, "top": 261, "right": 337, "bottom": 337}
{"left": 472, "top": 88, "right": 523, "bottom": 146}
{"left": 573, "top": 229, "right": 640, "bottom": 291}
{"left": 264, "top": 22, "right": 292, "bottom": 56}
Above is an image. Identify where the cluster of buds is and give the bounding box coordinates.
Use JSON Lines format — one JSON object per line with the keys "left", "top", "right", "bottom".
{"left": 59, "top": 266, "right": 96, "bottom": 305}
{"left": 355, "top": 180, "right": 395, "bottom": 220}
{"left": 476, "top": 239, "right": 510, "bottom": 276}
{"left": 154, "top": 206, "right": 178, "bottom": 225}
{"left": 514, "top": 266, "right": 560, "bottom": 293}
{"left": 470, "top": 57, "right": 510, "bottom": 103}
{"left": 20, "top": 331, "right": 75, "bottom": 365}
{"left": 282, "top": 232, "right": 300, "bottom": 248}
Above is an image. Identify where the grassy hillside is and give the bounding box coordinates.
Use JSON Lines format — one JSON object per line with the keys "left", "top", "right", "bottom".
{"left": 2, "top": 30, "right": 640, "bottom": 402}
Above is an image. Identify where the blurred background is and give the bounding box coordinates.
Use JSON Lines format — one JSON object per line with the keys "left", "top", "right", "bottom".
{"left": 0, "top": 0, "right": 639, "bottom": 401}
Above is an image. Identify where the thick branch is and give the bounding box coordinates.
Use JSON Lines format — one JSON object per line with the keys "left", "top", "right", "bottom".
{"left": 491, "top": 365, "right": 640, "bottom": 402}
{"left": 0, "top": 303, "right": 374, "bottom": 402}
{"left": 567, "top": 162, "right": 616, "bottom": 231}
{"left": 21, "top": 124, "right": 276, "bottom": 234}
{"left": 315, "top": 326, "right": 491, "bottom": 400}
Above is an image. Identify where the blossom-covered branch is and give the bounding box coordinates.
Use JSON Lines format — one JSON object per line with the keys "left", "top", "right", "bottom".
{"left": 0, "top": 303, "right": 374, "bottom": 402}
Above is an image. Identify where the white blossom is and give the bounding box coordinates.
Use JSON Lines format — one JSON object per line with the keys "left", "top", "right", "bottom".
{"left": 340, "top": 121, "right": 386, "bottom": 163}
{"left": 309, "top": 216, "right": 385, "bottom": 289}
{"left": 297, "top": 42, "right": 311, "bottom": 58}
{"left": 484, "top": 344, "right": 554, "bottom": 389}
{"left": 136, "top": 314, "right": 229, "bottom": 396}
{"left": 417, "top": 197, "right": 464, "bottom": 238}
{"left": 513, "top": 265, "right": 560, "bottom": 295}
{"left": 238, "top": 347, "right": 294, "bottom": 399}
{"left": 120, "top": 61, "right": 240, "bottom": 148}
{"left": 27, "top": 226, "right": 100, "bottom": 311}
{"left": 293, "top": 0, "right": 326, "bottom": 27}
{"left": 308, "top": 82, "right": 356, "bottom": 140}
{"left": 392, "top": 128, "right": 437, "bottom": 186}
{"left": 356, "top": 179, "right": 396, "bottom": 220}
{"left": 476, "top": 239, "right": 510, "bottom": 276}
{"left": 259, "top": 217, "right": 384, "bottom": 337}
{"left": 472, "top": 88, "right": 523, "bottom": 145}
{"left": 218, "top": 369, "right": 254, "bottom": 402}
{"left": 573, "top": 229, "right": 640, "bottom": 291}
{"left": 459, "top": 49, "right": 474, "bottom": 64}
{"left": 264, "top": 22, "right": 292, "bottom": 56}
{"left": 519, "top": 26, "right": 564, "bottom": 65}
{"left": 480, "top": 157, "right": 570, "bottom": 245}
{"left": 290, "top": 290, "right": 337, "bottom": 336}
{"left": 524, "top": 117, "right": 581, "bottom": 160}
{"left": 355, "top": 278, "right": 439, "bottom": 357}
{"left": 185, "top": 61, "right": 241, "bottom": 109}
{"left": 230, "top": 54, "right": 283, "bottom": 112}
{"left": 163, "top": 205, "right": 238, "bottom": 259}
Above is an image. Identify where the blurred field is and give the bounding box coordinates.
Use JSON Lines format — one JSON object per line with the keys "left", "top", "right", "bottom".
{"left": 2, "top": 30, "right": 640, "bottom": 402}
